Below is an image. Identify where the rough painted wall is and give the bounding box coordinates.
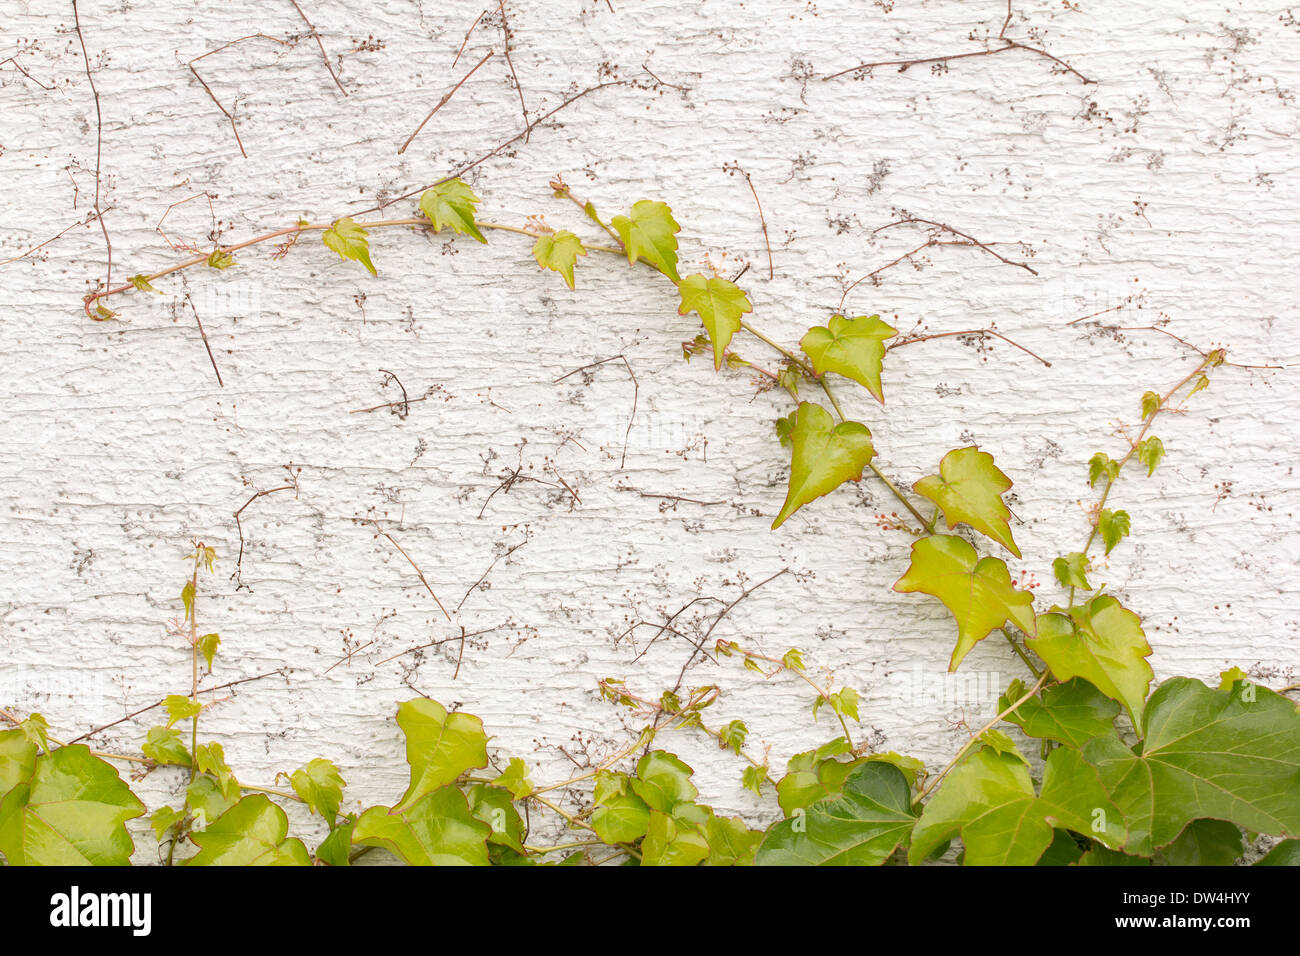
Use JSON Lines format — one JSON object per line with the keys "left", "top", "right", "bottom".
{"left": 1, "top": 0, "right": 1296, "bottom": 860}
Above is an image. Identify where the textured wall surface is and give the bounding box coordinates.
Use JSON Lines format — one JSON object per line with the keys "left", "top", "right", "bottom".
{"left": 1, "top": 0, "right": 1297, "bottom": 860}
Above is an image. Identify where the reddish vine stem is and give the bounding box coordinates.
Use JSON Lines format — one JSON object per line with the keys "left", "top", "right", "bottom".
{"left": 398, "top": 50, "right": 496, "bottom": 155}
{"left": 71, "top": 0, "right": 112, "bottom": 294}
{"left": 451, "top": 9, "right": 487, "bottom": 68}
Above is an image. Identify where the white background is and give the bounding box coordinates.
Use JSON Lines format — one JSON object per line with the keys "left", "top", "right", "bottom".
{"left": 1, "top": 0, "right": 1298, "bottom": 860}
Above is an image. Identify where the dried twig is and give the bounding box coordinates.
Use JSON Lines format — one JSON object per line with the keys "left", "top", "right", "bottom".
{"left": 371, "top": 522, "right": 452, "bottom": 622}
{"left": 71, "top": 1, "right": 112, "bottom": 295}
{"left": 457, "top": 540, "right": 527, "bottom": 612}
{"left": 889, "top": 326, "right": 1052, "bottom": 367}
{"left": 872, "top": 217, "right": 1038, "bottom": 275}
{"left": 289, "top": 0, "right": 348, "bottom": 96}
{"left": 188, "top": 34, "right": 290, "bottom": 159}
{"left": 497, "top": 1, "right": 531, "bottom": 139}
{"left": 232, "top": 471, "right": 300, "bottom": 589}
{"left": 185, "top": 293, "right": 224, "bottom": 386}
{"left": 553, "top": 355, "right": 638, "bottom": 468}
{"left": 724, "top": 162, "right": 773, "bottom": 279}
{"left": 822, "top": 0, "right": 1094, "bottom": 85}
{"left": 452, "top": 9, "right": 487, "bottom": 68}
{"left": 398, "top": 50, "right": 495, "bottom": 155}
{"left": 1, "top": 210, "right": 106, "bottom": 268}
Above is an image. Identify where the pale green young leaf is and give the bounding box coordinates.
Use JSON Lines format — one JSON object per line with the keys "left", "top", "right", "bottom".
{"left": 1052, "top": 552, "right": 1092, "bottom": 591}
{"left": 186, "top": 793, "right": 310, "bottom": 866}
{"left": 641, "top": 810, "right": 710, "bottom": 866}
{"left": 676, "top": 274, "right": 752, "bottom": 370}
{"left": 703, "top": 813, "right": 762, "bottom": 866}
{"left": 1138, "top": 436, "right": 1165, "bottom": 475}
{"left": 772, "top": 402, "right": 875, "bottom": 529}
{"left": 17, "top": 714, "right": 48, "bottom": 752}
{"left": 893, "top": 535, "right": 1036, "bottom": 672}
{"left": 913, "top": 446, "right": 1021, "bottom": 557}
{"left": 782, "top": 648, "right": 805, "bottom": 671}
{"left": 418, "top": 178, "right": 486, "bottom": 243}
{"left": 393, "top": 698, "right": 488, "bottom": 813}
{"left": 610, "top": 199, "right": 680, "bottom": 279}
{"left": 590, "top": 771, "right": 652, "bottom": 844}
{"left": 143, "top": 725, "right": 192, "bottom": 767}
{"left": 1028, "top": 597, "right": 1152, "bottom": 725}
{"left": 322, "top": 216, "right": 377, "bottom": 275}
{"left": 151, "top": 804, "right": 186, "bottom": 841}
{"left": 206, "top": 248, "right": 234, "bottom": 270}
{"left": 719, "top": 720, "right": 747, "bottom": 755}
{"left": 741, "top": 765, "right": 767, "bottom": 796}
{"left": 129, "top": 274, "right": 158, "bottom": 293}
{"left": 198, "top": 632, "right": 220, "bottom": 671}
{"left": 531, "top": 230, "right": 586, "bottom": 289}
{"left": 630, "top": 750, "right": 698, "bottom": 813}
{"left": 1140, "top": 390, "right": 1161, "bottom": 420}
{"left": 194, "top": 741, "right": 240, "bottom": 801}
{"left": 1089, "top": 453, "right": 1120, "bottom": 487}
{"left": 290, "top": 758, "right": 346, "bottom": 819}
{"left": 164, "top": 694, "right": 201, "bottom": 728}
{"left": 1218, "top": 666, "right": 1250, "bottom": 691}
{"left": 492, "top": 756, "right": 534, "bottom": 799}
{"left": 1098, "top": 508, "right": 1131, "bottom": 555}
{"left": 799, "top": 314, "right": 897, "bottom": 403}
{"left": 776, "top": 738, "right": 860, "bottom": 816}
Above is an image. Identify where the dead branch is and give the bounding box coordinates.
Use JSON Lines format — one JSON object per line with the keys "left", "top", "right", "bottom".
{"left": 398, "top": 50, "right": 496, "bottom": 155}
{"left": 889, "top": 326, "right": 1052, "bottom": 367}
{"left": 497, "top": 1, "right": 531, "bottom": 139}
{"left": 457, "top": 540, "right": 527, "bottom": 612}
{"left": 188, "top": 34, "right": 290, "bottom": 158}
{"left": 71, "top": 1, "right": 112, "bottom": 294}
{"left": 553, "top": 355, "right": 638, "bottom": 468}
{"left": 872, "top": 217, "right": 1038, "bottom": 275}
{"left": 723, "top": 162, "right": 774, "bottom": 279}
{"left": 232, "top": 468, "right": 301, "bottom": 589}
{"left": 370, "top": 522, "right": 452, "bottom": 621}
{"left": 185, "top": 292, "right": 224, "bottom": 386}
{"left": 822, "top": 0, "right": 1094, "bottom": 85}
{"left": 452, "top": 9, "right": 488, "bottom": 68}
{"left": 289, "top": 0, "right": 348, "bottom": 96}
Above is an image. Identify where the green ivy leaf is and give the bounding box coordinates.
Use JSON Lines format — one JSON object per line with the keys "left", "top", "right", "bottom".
{"left": 465, "top": 783, "right": 526, "bottom": 855}
{"left": 741, "top": 765, "right": 767, "bottom": 796}
{"left": 531, "top": 230, "right": 586, "bottom": 289}
{"left": 322, "top": 217, "right": 377, "bottom": 275}
{"left": 772, "top": 402, "right": 875, "bottom": 529}
{"left": 999, "top": 677, "right": 1120, "bottom": 749}
{"left": 703, "top": 813, "right": 762, "bottom": 866}
{"left": 1256, "top": 840, "right": 1300, "bottom": 866}
{"left": 893, "top": 535, "right": 1036, "bottom": 672}
{"left": 181, "top": 581, "right": 195, "bottom": 621}
{"left": 0, "top": 739, "right": 145, "bottom": 865}
{"left": 186, "top": 775, "right": 235, "bottom": 829}
{"left": 1156, "top": 819, "right": 1243, "bottom": 866}
{"left": 590, "top": 771, "right": 652, "bottom": 844}
{"left": 908, "top": 746, "right": 1125, "bottom": 865}
{"left": 1098, "top": 509, "right": 1131, "bottom": 555}
{"left": 1137, "top": 436, "right": 1165, "bottom": 475}
{"left": 164, "top": 694, "right": 201, "bottom": 728}
{"left": 776, "top": 738, "right": 861, "bottom": 816}
{"left": 1088, "top": 453, "right": 1120, "bottom": 487}
{"left": 194, "top": 742, "right": 240, "bottom": 801}
{"left": 492, "top": 756, "right": 534, "bottom": 799}
{"left": 757, "top": 762, "right": 917, "bottom": 866}
{"left": 1140, "top": 390, "right": 1161, "bottom": 420}
{"left": 719, "top": 720, "right": 747, "bottom": 755}
{"left": 610, "top": 199, "right": 679, "bottom": 280}
{"left": 641, "top": 809, "right": 710, "bottom": 866}
{"left": 1084, "top": 677, "right": 1300, "bottom": 855}
{"left": 676, "top": 274, "right": 752, "bottom": 370}
{"left": 1052, "top": 552, "right": 1092, "bottom": 591}
{"left": 315, "top": 820, "right": 354, "bottom": 866}
{"left": 186, "top": 793, "right": 310, "bottom": 866}
{"left": 290, "top": 758, "right": 345, "bottom": 819}
{"left": 393, "top": 698, "right": 488, "bottom": 813}
{"left": 914, "top": 446, "right": 1021, "bottom": 557}
{"left": 799, "top": 314, "right": 897, "bottom": 403}
{"left": 352, "top": 785, "right": 491, "bottom": 865}
{"left": 150, "top": 805, "right": 186, "bottom": 842}
{"left": 1218, "top": 666, "right": 1250, "bottom": 691}
{"left": 1028, "top": 597, "right": 1152, "bottom": 725}
{"left": 143, "top": 726, "right": 192, "bottom": 767}
{"left": 418, "top": 179, "right": 486, "bottom": 243}
{"left": 1189, "top": 374, "right": 1211, "bottom": 398}
{"left": 630, "top": 751, "right": 698, "bottom": 813}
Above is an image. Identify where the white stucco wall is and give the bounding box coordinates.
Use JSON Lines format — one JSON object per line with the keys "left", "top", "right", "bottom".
{"left": 1, "top": 0, "right": 1297, "bottom": 860}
